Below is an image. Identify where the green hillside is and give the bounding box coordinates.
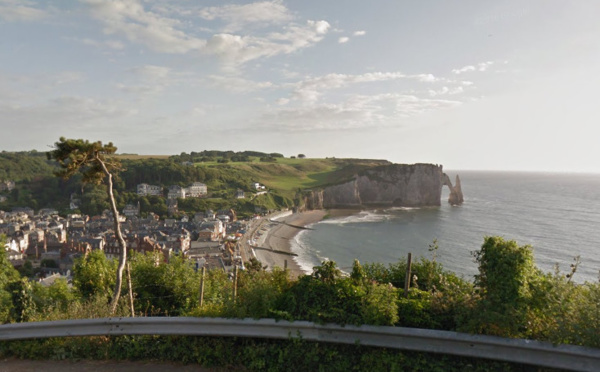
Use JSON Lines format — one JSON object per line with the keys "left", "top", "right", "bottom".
{"left": 195, "top": 157, "right": 390, "bottom": 200}
{"left": 0, "top": 150, "right": 390, "bottom": 217}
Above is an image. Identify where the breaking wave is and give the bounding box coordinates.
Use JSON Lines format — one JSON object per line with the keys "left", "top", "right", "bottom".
{"left": 318, "top": 211, "right": 394, "bottom": 225}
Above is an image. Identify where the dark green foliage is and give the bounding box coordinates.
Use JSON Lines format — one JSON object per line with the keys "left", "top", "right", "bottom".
{"left": 72, "top": 250, "right": 116, "bottom": 300}
{"left": 47, "top": 137, "right": 120, "bottom": 184}
{"left": 0, "top": 151, "right": 56, "bottom": 182}
{"left": 40, "top": 259, "right": 59, "bottom": 268}
{"left": 0, "top": 237, "right": 597, "bottom": 369}
{"left": 0, "top": 335, "right": 567, "bottom": 372}
{"left": 230, "top": 267, "right": 291, "bottom": 319}
{"left": 8, "top": 278, "right": 37, "bottom": 322}
{"left": 171, "top": 150, "right": 280, "bottom": 163}
{"left": 1, "top": 236, "right": 21, "bottom": 323}
{"left": 465, "top": 236, "right": 537, "bottom": 337}
{"left": 275, "top": 261, "right": 399, "bottom": 326}
{"left": 17, "top": 260, "right": 34, "bottom": 278}
{"left": 129, "top": 252, "right": 200, "bottom": 316}
{"left": 79, "top": 184, "right": 110, "bottom": 216}
{"left": 526, "top": 266, "right": 600, "bottom": 347}
{"left": 119, "top": 158, "right": 207, "bottom": 187}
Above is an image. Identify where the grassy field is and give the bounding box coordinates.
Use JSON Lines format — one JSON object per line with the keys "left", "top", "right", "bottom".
{"left": 195, "top": 157, "right": 389, "bottom": 199}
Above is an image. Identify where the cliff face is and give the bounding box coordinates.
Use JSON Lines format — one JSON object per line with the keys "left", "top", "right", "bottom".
{"left": 303, "top": 163, "right": 463, "bottom": 209}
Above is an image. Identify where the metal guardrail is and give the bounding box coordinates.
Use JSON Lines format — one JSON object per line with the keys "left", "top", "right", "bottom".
{"left": 1, "top": 317, "right": 599, "bottom": 372}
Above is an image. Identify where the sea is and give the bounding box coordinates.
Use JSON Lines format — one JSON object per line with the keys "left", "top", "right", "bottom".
{"left": 290, "top": 171, "right": 600, "bottom": 283}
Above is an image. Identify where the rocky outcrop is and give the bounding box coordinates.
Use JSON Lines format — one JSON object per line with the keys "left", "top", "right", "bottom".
{"left": 303, "top": 163, "right": 463, "bottom": 209}
{"left": 444, "top": 174, "right": 464, "bottom": 206}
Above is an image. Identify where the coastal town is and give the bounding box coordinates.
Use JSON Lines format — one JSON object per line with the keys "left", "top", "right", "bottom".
{"left": 1, "top": 179, "right": 297, "bottom": 285}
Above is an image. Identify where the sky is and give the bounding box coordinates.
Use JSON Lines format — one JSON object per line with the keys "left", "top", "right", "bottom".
{"left": 1, "top": 0, "right": 599, "bottom": 172}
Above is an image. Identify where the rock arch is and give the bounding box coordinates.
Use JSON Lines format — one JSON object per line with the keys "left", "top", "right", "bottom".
{"left": 443, "top": 174, "right": 464, "bottom": 206}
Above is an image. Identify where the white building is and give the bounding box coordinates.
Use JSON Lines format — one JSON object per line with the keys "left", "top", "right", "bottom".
{"left": 167, "top": 185, "right": 186, "bottom": 199}
{"left": 186, "top": 182, "right": 208, "bottom": 197}
{"left": 137, "top": 183, "right": 162, "bottom": 196}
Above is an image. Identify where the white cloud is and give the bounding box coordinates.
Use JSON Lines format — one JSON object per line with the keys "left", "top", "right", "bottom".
{"left": 82, "top": 1, "right": 331, "bottom": 70}
{"left": 259, "top": 93, "right": 461, "bottom": 131}
{"left": 208, "top": 75, "right": 274, "bottom": 93}
{"left": 205, "top": 20, "right": 331, "bottom": 69}
{"left": 291, "top": 72, "right": 406, "bottom": 102}
{"left": 477, "top": 61, "right": 494, "bottom": 71}
{"left": 338, "top": 36, "right": 349, "bottom": 43}
{"left": 83, "top": 0, "right": 206, "bottom": 54}
{"left": 129, "top": 65, "right": 171, "bottom": 79}
{"left": 78, "top": 37, "right": 126, "bottom": 50}
{"left": 353, "top": 30, "right": 366, "bottom": 36}
{"left": 0, "top": 0, "right": 46, "bottom": 22}
{"left": 199, "top": 0, "right": 293, "bottom": 32}
{"left": 428, "top": 86, "right": 464, "bottom": 96}
{"left": 452, "top": 61, "right": 494, "bottom": 74}
{"left": 289, "top": 71, "right": 442, "bottom": 103}
{"left": 452, "top": 65, "right": 476, "bottom": 75}
{"left": 413, "top": 73, "right": 437, "bottom": 82}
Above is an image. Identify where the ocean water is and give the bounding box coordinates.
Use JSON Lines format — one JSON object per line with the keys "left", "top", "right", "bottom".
{"left": 291, "top": 171, "right": 600, "bottom": 283}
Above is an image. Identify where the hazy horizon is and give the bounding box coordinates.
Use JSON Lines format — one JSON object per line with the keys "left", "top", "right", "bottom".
{"left": 2, "top": 1, "right": 599, "bottom": 172}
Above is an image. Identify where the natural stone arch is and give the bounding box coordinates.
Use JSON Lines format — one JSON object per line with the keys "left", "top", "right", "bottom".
{"left": 443, "top": 174, "right": 464, "bottom": 206}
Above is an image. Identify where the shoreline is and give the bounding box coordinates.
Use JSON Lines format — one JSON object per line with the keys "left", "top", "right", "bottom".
{"left": 253, "top": 209, "right": 359, "bottom": 278}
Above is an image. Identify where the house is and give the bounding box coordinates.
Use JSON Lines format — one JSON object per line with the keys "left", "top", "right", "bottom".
{"left": 186, "top": 182, "right": 208, "bottom": 197}
{"left": 187, "top": 241, "right": 222, "bottom": 259}
{"left": 137, "top": 183, "right": 162, "bottom": 196}
{"left": 12, "top": 207, "right": 34, "bottom": 217}
{"left": 46, "top": 227, "right": 67, "bottom": 244}
{"left": 197, "top": 220, "right": 223, "bottom": 242}
{"left": 79, "top": 237, "right": 105, "bottom": 251}
{"left": 28, "top": 229, "right": 45, "bottom": 247}
{"left": 38, "top": 208, "right": 59, "bottom": 216}
{"left": 167, "top": 185, "right": 186, "bottom": 199}
{"left": 253, "top": 182, "right": 266, "bottom": 190}
{"left": 235, "top": 189, "right": 245, "bottom": 199}
{"left": 123, "top": 203, "right": 140, "bottom": 217}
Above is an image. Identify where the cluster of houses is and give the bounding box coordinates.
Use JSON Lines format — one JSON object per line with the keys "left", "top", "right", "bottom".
{"left": 1, "top": 204, "right": 249, "bottom": 281}
{"left": 137, "top": 182, "right": 208, "bottom": 199}
{"left": 1, "top": 179, "right": 279, "bottom": 284}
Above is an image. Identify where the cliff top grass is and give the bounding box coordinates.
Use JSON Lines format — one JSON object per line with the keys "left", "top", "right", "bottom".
{"left": 195, "top": 157, "right": 390, "bottom": 199}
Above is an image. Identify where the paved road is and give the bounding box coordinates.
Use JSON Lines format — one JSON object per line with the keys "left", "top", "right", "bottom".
{"left": 0, "top": 358, "right": 238, "bottom": 372}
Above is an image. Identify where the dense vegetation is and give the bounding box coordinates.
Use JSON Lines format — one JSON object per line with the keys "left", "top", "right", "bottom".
{"left": 0, "top": 150, "right": 387, "bottom": 218}
{"left": 1, "top": 235, "right": 598, "bottom": 371}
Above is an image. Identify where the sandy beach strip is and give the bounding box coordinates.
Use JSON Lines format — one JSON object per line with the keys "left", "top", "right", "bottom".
{"left": 253, "top": 210, "right": 327, "bottom": 278}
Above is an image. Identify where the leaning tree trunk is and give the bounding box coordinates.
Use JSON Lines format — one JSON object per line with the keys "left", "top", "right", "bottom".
{"left": 99, "top": 159, "right": 128, "bottom": 314}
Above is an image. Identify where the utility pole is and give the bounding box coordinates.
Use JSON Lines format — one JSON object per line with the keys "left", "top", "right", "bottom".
{"left": 232, "top": 265, "right": 238, "bottom": 303}
{"left": 127, "top": 262, "right": 134, "bottom": 317}
{"left": 404, "top": 252, "right": 412, "bottom": 298}
{"left": 199, "top": 266, "right": 205, "bottom": 308}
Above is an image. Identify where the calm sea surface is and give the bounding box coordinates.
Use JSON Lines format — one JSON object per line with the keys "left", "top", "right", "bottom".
{"left": 291, "top": 171, "right": 600, "bottom": 283}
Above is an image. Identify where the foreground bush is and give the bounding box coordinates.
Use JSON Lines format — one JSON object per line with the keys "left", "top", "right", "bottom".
{"left": 0, "top": 335, "right": 568, "bottom": 372}
{"left": 1, "top": 235, "right": 598, "bottom": 369}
